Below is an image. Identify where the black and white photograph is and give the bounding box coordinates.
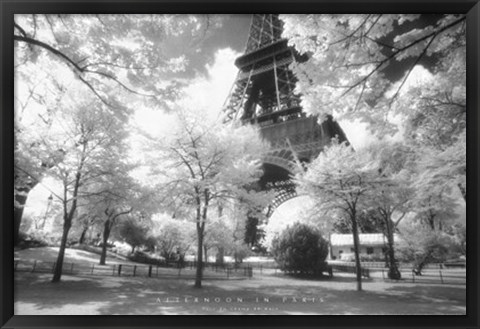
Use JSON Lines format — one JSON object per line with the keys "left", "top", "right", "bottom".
{"left": 12, "top": 13, "right": 467, "bottom": 316}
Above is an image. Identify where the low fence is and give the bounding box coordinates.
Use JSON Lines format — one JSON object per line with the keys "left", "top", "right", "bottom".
{"left": 328, "top": 260, "right": 465, "bottom": 270}
{"left": 242, "top": 260, "right": 278, "bottom": 269}
{"left": 329, "top": 263, "right": 370, "bottom": 279}
{"left": 377, "top": 268, "right": 466, "bottom": 285}
{"left": 14, "top": 259, "right": 253, "bottom": 280}
{"left": 326, "top": 261, "right": 466, "bottom": 284}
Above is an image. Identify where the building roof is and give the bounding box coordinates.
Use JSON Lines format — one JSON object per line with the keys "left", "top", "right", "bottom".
{"left": 330, "top": 233, "right": 400, "bottom": 246}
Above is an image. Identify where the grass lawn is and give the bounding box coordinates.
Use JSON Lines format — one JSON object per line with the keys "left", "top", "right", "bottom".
{"left": 14, "top": 248, "right": 466, "bottom": 315}
{"left": 14, "top": 246, "right": 133, "bottom": 265}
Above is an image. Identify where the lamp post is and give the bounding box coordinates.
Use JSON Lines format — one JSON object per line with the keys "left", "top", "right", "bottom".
{"left": 41, "top": 194, "right": 53, "bottom": 229}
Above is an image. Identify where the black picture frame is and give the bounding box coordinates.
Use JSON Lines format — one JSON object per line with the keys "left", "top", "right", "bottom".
{"left": 1, "top": 1, "right": 478, "bottom": 328}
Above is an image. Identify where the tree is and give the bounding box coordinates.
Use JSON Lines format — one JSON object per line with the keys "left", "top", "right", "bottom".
{"left": 94, "top": 181, "right": 156, "bottom": 265}
{"left": 244, "top": 210, "right": 267, "bottom": 248}
{"left": 281, "top": 14, "right": 465, "bottom": 132}
{"left": 118, "top": 214, "right": 150, "bottom": 254}
{"left": 412, "top": 132, "right": 466, "bottom": 204}
{"left": 399, "top": 61, "right": 466, "bottom": 201}
{"left": 281, "top": 14, "right": 466, "bottom": 198}
{"left": 14, "top": 61, "right": 67, "bottom": 245}
{"left": 271, "top": 223, "right": 329, "bottom": 276}
{"left": 332, "top": 208, "right": 383, "bottom": 234}
{"left": 296, "top": 140, "right": 385, "bottom": 291}
{"left": 409, "top": 185, "right": 459, "bottom": 232}
{"left": 13, "top": 14, "right": 217, "bottom": 245}
{"left": 392, "top": 144, "right": 462, "bottom": 275}
{"left": 90, "top": 184, "right": 137, "bottom": 265}
{"left": 142, "top": 107, "right": 270, "bottom": 288}
{"left": 222, "top": 201, "right": 262, "bottom": 264}
{"left": 230, "top": 241, "right": 252, "bottom": 265}
{"left": 72, "top": 212, "right": 101, "bottom": 245}
{"left": 397, "top": 223, "right": 455, "bottom": 274}
{"left": 23, "top": 85, "right": 132, "bottom": 282}
{"left": 14, "top": 15, "right": 215, "bottom": 107}
{"left": 153, "top": 215, "right": 196, "bottom": 262}
{"left": 203, "top": 216, "right": 233, "bottom": 263}
{"left": 446, "top": 223, "right": 466, "bottom": 257}
{"left": 204, "top": 200, "right": 264, "bottom": 265}
{"left": 363, "top": 142, "right": 415, "bottom": 279}
{"left": 99, "top": 207, "right": 133, "bottom": 264}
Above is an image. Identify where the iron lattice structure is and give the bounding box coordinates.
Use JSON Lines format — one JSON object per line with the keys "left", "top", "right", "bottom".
{"left": 223, "top": 14, "right": 348, "bottom": 218}
{"left": 223, "top": 14, "right": 301, "bottom": 125}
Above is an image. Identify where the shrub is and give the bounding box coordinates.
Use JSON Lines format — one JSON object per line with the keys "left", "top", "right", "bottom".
{"left": 271, "top": 222, "right": 329, "bottom": 276}
{"left": 397, "top": 226, "right": 454, "bottom": 273}
{"left": 128, "top": 251, "right": 165, "bottom": 266}
{"left": 17, "top": 231, "right": 49, "bottom": 249}
{"left": 118, "top": 219, "right": 149, "bottom": 253}
{"left": 230, "top": 242, "right": 252, "bottom": 264}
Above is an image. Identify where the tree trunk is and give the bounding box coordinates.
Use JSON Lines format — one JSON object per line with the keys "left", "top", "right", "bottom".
{"left": 14, "top": 193, "right": 29, "bottom": 246}
{"left": 52, "top": 217, "right": 72, "bottom": 282}
{"left": 99, "top": 220, "right": 111, "bottom": 265}
{"left": 204, "top": 246, "right": 208, "bottom": 263}
{"left": 386, "top": 235, "right": 401, "bottom": 280}
{"left": 351, "top": 215, "right": 362, "bottom": 291}
{"left": 328, "top": 233, "right": 334, "bottom": 259}
{"left": 414, "top": 249, "right": 434, "bottom": 275}
{"left": 79, "top": 226, "right": 88, "bottom": 245}
{"left": 194, "top": 224, "right": 204, "bottom": 288}
{"left": 384, "top": 219, "right": 401, "bottom": 280}
{"left": 244, "top": 215, "right": 258, "bottom": 246}
{"left": 216, "top": 247, "right": 225, "bottom": 265}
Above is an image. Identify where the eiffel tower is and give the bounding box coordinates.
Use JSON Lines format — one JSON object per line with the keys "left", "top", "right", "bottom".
{"left": 222, "top": 14, "right": 347, "bottom": 219}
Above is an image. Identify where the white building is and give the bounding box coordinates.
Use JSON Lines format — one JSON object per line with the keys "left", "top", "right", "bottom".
{"left": 329, "top": 233, "right": 401, "bottom": 260}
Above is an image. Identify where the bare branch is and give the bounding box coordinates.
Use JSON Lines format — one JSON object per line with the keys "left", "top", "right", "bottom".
{"left": 14, "top": 22, "right": 27, "bottom": 37}
{"left": 339, "top": 16, "right": 466, "bottom": 98}
{"left": 387, "top": 33, "right": 438, "bottom": 108}
{"left": 83, "top": 68, "right": 157, "bottom": 98}
{"left": 14, "top": 35, "right": 84, "bottom": 72}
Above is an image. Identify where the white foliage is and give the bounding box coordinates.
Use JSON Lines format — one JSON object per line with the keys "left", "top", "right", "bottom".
{"left": 139, "top": 105, "right": 270, "bottom": 218}
{"left": 280, "top": 14, "right": 466, "bottom": 140}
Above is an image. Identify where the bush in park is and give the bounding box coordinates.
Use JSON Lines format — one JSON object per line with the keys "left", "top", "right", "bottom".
{"left": 397, "top": 225, "right": 454, "bottom": 274}
{"left": 230, "top": 242, "right": 252, "bottom": 265}
{"left": 17, "top": 231, "right": 50, "bottom": 249}
{"left": 271, "top": 222, "right": 329, "bottom": 276}
{"left": 118, "top": 219, "right": 149, "bottom": 254}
